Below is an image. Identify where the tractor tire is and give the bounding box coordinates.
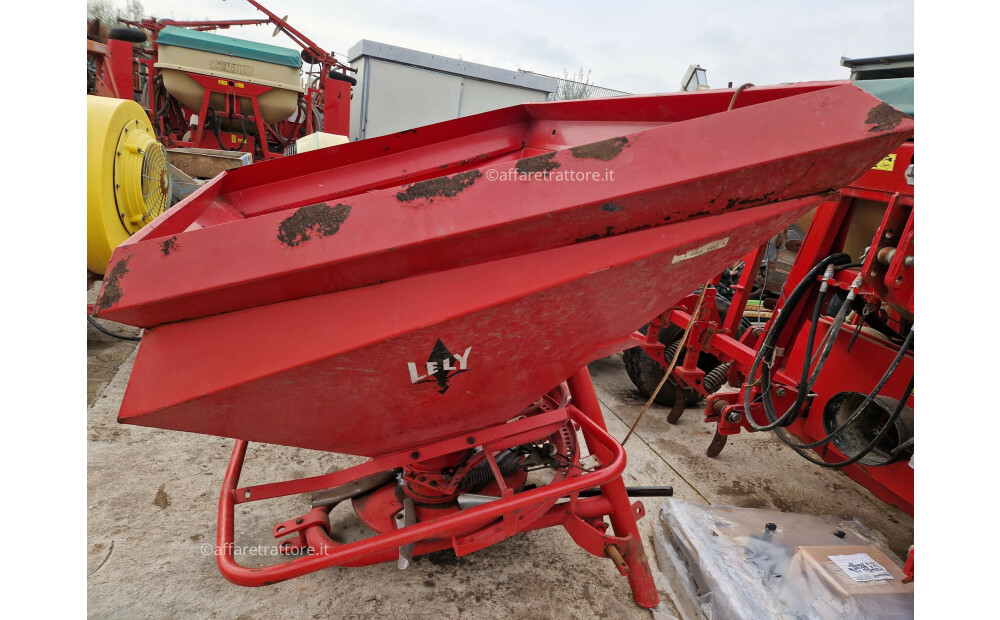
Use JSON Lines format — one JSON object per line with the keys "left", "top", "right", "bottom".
{"left": 108, "top": 27, "right": 147, "bottom": 43}
{"left": 623, "top": 345, "right": 700, "bottom": 407}
{"left": 328, "top": 70, "right": 358, "bottom": 85}
{"left": 301, "top": 49, "right": 319, "bottom": 64}
{"left": 623, "top": 292, "right": 750, "bottom": 408}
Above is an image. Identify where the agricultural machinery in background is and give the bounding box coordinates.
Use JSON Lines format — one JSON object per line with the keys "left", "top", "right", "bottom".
{"left": 88, "top": 0, "right": 355, "bottom": 162}
{"left": 623, "top": 61, "right": 915, "bottom": 521}
{"left": 87, "top": 0, "right": 356, "bottom": 283}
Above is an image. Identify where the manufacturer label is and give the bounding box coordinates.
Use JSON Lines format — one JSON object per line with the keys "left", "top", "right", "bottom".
{"left": 828, "top": 553, "right": 893, "bottom": 582}
{"left": 209, "top": 60, "right": 253, "bottom": 77}
{"left": 672, "top": 237, "right": 729, "bottom": 264}
{"left": 407, "top": 339, "right": 472, "bottom": 394}
{"left": 872, "top": 153, "right": 896, "bottom": 171}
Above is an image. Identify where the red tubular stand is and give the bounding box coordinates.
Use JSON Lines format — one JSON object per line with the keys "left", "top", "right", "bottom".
{"left": 215, "top": 367, "right": 660, "bottom": 608}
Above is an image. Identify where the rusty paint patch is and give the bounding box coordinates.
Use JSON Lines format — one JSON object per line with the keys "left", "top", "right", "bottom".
{"left": 395, "top": 170, "right": 482, "bottom": 203}
{"left": 601, "top": 203, "right": 623, "bottom": 213}
{"left": 397, "top": 128, "right": 417, "bottom": 136}
{"left": 161, "top": 236, "right": 178, "bottom": 255}
{"left": 277, "top": 202, "right": 352, "bottom": 247}
{"left": 865, "top": 103, "right": 908, "bottom": 133}
{"left": 95, "top": 256, "right": 130, "bottom": 312}
{"left": 575, "top": 222, "right": 653, "bottom": 243}
{"left": 459, "top": 153, "right": 491, "bottom": 166}
{"left": 515, "top": 152, "right": 559, "bottom": 175}
{"left": 570, "top": 136, "right": 629, "bottom": 161}
{"left": 725, "top": 191, "right": 776, "bottom": 210}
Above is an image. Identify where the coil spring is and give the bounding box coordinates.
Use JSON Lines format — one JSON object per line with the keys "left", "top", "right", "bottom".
{"left": 460, "top": 452, "right": 521, "bottom": 492}
{"left": 703, "top": 361, "right": 732, "bottom": 394}
{"left": 662, "top": 340, "right": 682, "bottom": 366}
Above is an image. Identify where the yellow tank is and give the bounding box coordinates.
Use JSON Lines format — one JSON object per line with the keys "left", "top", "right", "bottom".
{"left": 87, "top": 95, "right": 172, "bottom": 274}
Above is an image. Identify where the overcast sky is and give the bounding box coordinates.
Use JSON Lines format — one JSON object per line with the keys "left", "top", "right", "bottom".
{"left": 129, "top": 0, "right": 913, "bottom": 93}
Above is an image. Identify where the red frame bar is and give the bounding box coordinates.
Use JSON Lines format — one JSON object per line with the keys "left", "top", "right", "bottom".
{"left": 214, "top": 369, "right": 658, "bottom": 608}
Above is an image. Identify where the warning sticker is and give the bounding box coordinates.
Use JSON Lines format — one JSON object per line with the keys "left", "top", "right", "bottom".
{"left": 672, "top": 237, "right": 729, "bottom": 264}
{"left": 872, "top": 154, "right": 897, "bottom": 171}
{"left": 829, "top": 553, "right": 894, "bottom": 582}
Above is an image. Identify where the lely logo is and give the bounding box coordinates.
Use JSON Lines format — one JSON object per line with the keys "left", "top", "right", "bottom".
{"left": 407, "top": 339, "right": 472, "bottom": 394}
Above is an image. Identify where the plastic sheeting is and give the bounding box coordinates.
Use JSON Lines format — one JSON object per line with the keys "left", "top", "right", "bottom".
{"left": 653, "top": 500, "right": 913, "bottom": 619}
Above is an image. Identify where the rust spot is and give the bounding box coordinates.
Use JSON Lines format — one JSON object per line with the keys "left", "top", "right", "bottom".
{"left": 865, "top": 103, "right": 908, "bottom": 133}
{"left": 395, "top": 170, "right": 482, "bottom": 203}
{"left": 277, "top": 202, "right": 352, "bottom": 247}
{"left": 515, "top": 152, "right": 559, "bottom": 175}
{"left": 601, "top": 203, "right": 622, "bottom": 213}
{"left": 458, "top": 153, "right": 491, "bottom": 166}
{"left": 724, "top": 191, "right": 777, "bottom": 210}
{"left": 570, "top": 136, "right": 629, "bottom": 161}
{"left": 397, "top": 128, "right": 418, "bottom": 136}
{"left": 161, "top": 236, "right": 178, "bottom": 255}
{"left": 153, "top": 484, "right": 169, "bottom": 509}
{"left": 95, "top": 256, "right": 130, "bottom": 312}
{"left": 575, "top": 222, "right": 652, "bottom": 243}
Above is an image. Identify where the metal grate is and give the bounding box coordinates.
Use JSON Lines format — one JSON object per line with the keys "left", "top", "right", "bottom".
{"left": 140, "top": 141, "right": 172, "bottom": 222}
{"left": 518, "top": 70, "right": 631, "bottom": 101}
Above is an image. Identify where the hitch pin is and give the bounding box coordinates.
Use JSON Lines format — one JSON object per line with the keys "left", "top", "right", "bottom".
{"left": 605, "top": 544, "right": 630, "bottom": 576}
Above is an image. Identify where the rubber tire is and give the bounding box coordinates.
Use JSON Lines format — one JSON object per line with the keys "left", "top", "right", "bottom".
{"left": 328, "top": 70, "right": 358, "bottom": 86}
{"left": 623, "top": 294, "right": 749, "bottom": 407}
{"left": 301, "top": 49, "right": 319, "bottom": 65}
{"left": 623, "top": 345, "right": 700, "bottom": 407}
{"left": 108, "top": 27, "right": 147, "bottom": 43}
{"left": 623, "top": 330, "right": 702, "bottom": 408}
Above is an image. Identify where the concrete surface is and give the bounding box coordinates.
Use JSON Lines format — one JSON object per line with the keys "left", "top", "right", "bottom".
{"left": 87, "top": 344, "right": 912, "bottom": 619}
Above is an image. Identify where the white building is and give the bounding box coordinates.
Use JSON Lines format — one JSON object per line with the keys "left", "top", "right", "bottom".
{"left": 347, "top": 40, "right": 557, "bottom": 140}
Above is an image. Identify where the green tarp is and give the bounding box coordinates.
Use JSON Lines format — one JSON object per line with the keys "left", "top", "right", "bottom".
{"left": 854, "top": 78, "right": 914, "bottom": 117}
{"left": 157, "top": 25, "right": 301, "bottom": 69}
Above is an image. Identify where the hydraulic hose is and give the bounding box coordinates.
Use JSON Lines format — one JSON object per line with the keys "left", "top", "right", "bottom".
{"left": 743, "top": 253, "right": 850, "bottom": 431}
{"left": 774, "top": 327, "right": 913, "bottom": 452}
{"left": 806, "top": 275, "right": 863, "bottom": 388}
{"left": 87, "top": 315, "right": 142, "bottom": 341}
{"left": 776, "top": 373, "right": 914, "bottom": 468}
{"left": 740, "top": 251, "right": 915, "bottom": 468}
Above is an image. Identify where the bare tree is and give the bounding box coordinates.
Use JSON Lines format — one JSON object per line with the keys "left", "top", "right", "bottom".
{"left": 87, "top": 0, "right": 145, "bottom": 25}
{"left": 555, "top": 67, "right": 593, "bottom": 101}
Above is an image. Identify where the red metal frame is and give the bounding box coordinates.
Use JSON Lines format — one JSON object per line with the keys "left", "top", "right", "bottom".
{"left": 215, "top": 369, "right": 660, "bottom": 608}
{"left": 87, "top": 39, "right": 119, "bottom": 98}
{"left": 634, "top": 141, "right": 915, "bottom": 515}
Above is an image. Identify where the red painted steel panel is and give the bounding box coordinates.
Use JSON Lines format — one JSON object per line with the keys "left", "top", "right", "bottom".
{"left": 120, "top": 199, "right": 818, "bottom": 454}
{"left": 95, "top": 83, "right": 912, "bottom": 327}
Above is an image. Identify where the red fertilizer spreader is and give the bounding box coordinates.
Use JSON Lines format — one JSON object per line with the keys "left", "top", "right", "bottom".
{"left": 95, "top": 82, "right": 912, "bottom": 608}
